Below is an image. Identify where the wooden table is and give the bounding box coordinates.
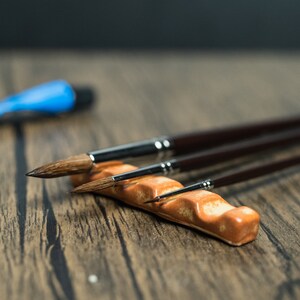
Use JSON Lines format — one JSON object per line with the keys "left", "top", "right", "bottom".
{"left": 0, "top": 51, "right": 299, "bottom": 300}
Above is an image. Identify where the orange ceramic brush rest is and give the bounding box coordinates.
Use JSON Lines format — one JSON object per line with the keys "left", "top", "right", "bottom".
{"left": 71, "top": 162, "right": 260, "bottom": 246}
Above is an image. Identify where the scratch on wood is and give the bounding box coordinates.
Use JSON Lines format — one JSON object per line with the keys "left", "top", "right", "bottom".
{"left": 260, "top": 222, "right": 299, "bottom": 299}
{"left": 260, "top": 223, "right": 291, "bottom": 262}
{"left": 275, "top": 279, "right": 300, "bottom": 300}
{"left": 94, "top": 199, "right": 112, "bottom": 232}
{"left": 113, "top": 215, "right": 144, "bottom": 300}
{"left": 13, "top": 124, "right": 27, "bottom": 261}
{"left": 276, "top": 278, "right": 300, "bottom": 300}
{"left": 42, "top": 183, "right": 75, "bottom": 300}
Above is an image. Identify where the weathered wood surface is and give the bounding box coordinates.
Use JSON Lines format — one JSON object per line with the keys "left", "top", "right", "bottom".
{"left": 0, "top": 51, "right": 299, "bottom": 300}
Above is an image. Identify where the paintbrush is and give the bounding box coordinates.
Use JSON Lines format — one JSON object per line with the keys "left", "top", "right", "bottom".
{"left": 72, "top": 127, "right": 300, "bottom": 193}
{"left": 0, "top": 80, "right": 94, "bottom": 119}
{"left": 144, "top": 155, "right": 300, "bottom": 203}
{"left": 27, "top": 115, "right": 300, "bottom": 178}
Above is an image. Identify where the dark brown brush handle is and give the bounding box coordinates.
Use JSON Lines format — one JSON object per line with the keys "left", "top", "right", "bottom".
{"left": 213, "top": 156, "right": 300, "bottom": 188}
{"left": 176, "top": 128, "right": 300, "bottom": 172}
{"left": 172, "top": 115, "right": 300, "bottom": 154}
{"left": 149, "top": 154, "right": 300, "bottom": 203}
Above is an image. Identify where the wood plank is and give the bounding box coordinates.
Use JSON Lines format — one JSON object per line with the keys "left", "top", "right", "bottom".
{"left": 0, "top": 51, "right": 299, "bottom": 299}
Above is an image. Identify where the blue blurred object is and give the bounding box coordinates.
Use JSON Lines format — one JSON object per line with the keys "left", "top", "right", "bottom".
{"left": 0, "top": 80, "right": 93, "bottom": 117}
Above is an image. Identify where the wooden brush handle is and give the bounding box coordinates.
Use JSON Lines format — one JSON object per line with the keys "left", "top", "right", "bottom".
{"left": 176, "top": 128, "right": 300, "bottom": 172}
{"left": 214, "top": 156, "right": 300, "bottom": 188}
{"left": 172, "top": 115, "right": 300, "bottom": 154}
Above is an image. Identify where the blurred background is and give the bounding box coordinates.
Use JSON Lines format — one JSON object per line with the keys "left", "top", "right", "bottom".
{"left": 1, "top": 3, "right": 300, "bottom": 300}
{"left": 1, "top": 0, "right": 300, "bottom": 49}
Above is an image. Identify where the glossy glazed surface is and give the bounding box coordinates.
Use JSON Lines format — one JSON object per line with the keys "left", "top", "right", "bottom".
{"left": 71, "top": 163, "right": 260, "bottom": 246}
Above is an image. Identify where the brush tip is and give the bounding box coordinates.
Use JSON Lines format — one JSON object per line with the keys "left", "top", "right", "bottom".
{"left": 72, "top": 177, "right": 115, "bottom": 194}
{"left": 71, "top": 186, "right": 86, "bottom": 194}
{"left": 26, "top": 167, "right": 50, "bottom": 178}
{"left": 26, "top": 170, "right": 36, "bottom": 177}
{"left": 144, "top": 197, "right": 160, "bottom": 204}
{"left": 25, "top": 154, "right": 93, "bottom": 178}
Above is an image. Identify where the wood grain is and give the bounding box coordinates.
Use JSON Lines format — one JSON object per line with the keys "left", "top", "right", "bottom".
{"left": 0, "top": 51, "right": 299, "bottom": 300}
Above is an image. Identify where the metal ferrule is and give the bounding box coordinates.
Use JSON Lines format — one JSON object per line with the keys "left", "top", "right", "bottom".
{"left": 89, "top": 153, "right": 96, "bottom": 162}
{"left": 113, "top": 159, "right": 179, "bottom": 182}
{"left": 198, "top": 179, "right": 214, "bottom": 190}
{"left": 88, "top": 136, "right": 174, "bottom": 163}
{"left": 155, "top": 178, "right": 215, "bottom": 202}
{"left": 159, "top": 160, "right": 177, "bottom": 175}
{"left": 154, "top": 136, "right": 174, "bottom": 160}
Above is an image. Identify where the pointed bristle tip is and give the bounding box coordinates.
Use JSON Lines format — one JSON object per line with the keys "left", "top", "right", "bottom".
{"left": 26, "top": 169, "right": 41, "bottom": 177}
{"left": 25, "top": 154, "right": 93, "bottom": 178}
{"left": 72, "top": 177, "right": 115, "bottom": 193}
{"left": 144, "top": 197, "right": 159, "bottom": 204}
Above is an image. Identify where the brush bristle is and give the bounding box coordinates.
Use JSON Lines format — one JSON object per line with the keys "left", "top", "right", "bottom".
{"left": 72, "top": 177, "right": 115, "bottom": 193}
{"left": 26, "top": 154, "right": 93, "bottom": 178}
{"left": 144, "top": 197, "right": 160, "bottom": 204}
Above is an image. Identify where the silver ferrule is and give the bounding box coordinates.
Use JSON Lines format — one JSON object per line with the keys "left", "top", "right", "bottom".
{"left": 160, "top": 161, "right": 177, "bottom": 175}
{"left": 154, "top": 136, "right": 174, "bottom": 160}
{"left": 88, "top": 153, "right": 96, "bottom": 162}
{"left": 200, "top": 179, "right": 214, "bottom": 190}
{"left": 88, "top": 136, "right": 175, "bottom": 164}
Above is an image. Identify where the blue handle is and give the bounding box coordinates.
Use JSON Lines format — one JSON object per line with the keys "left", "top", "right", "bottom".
{"left": 0, "top": 80, "right": 75, "bottom": 116}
